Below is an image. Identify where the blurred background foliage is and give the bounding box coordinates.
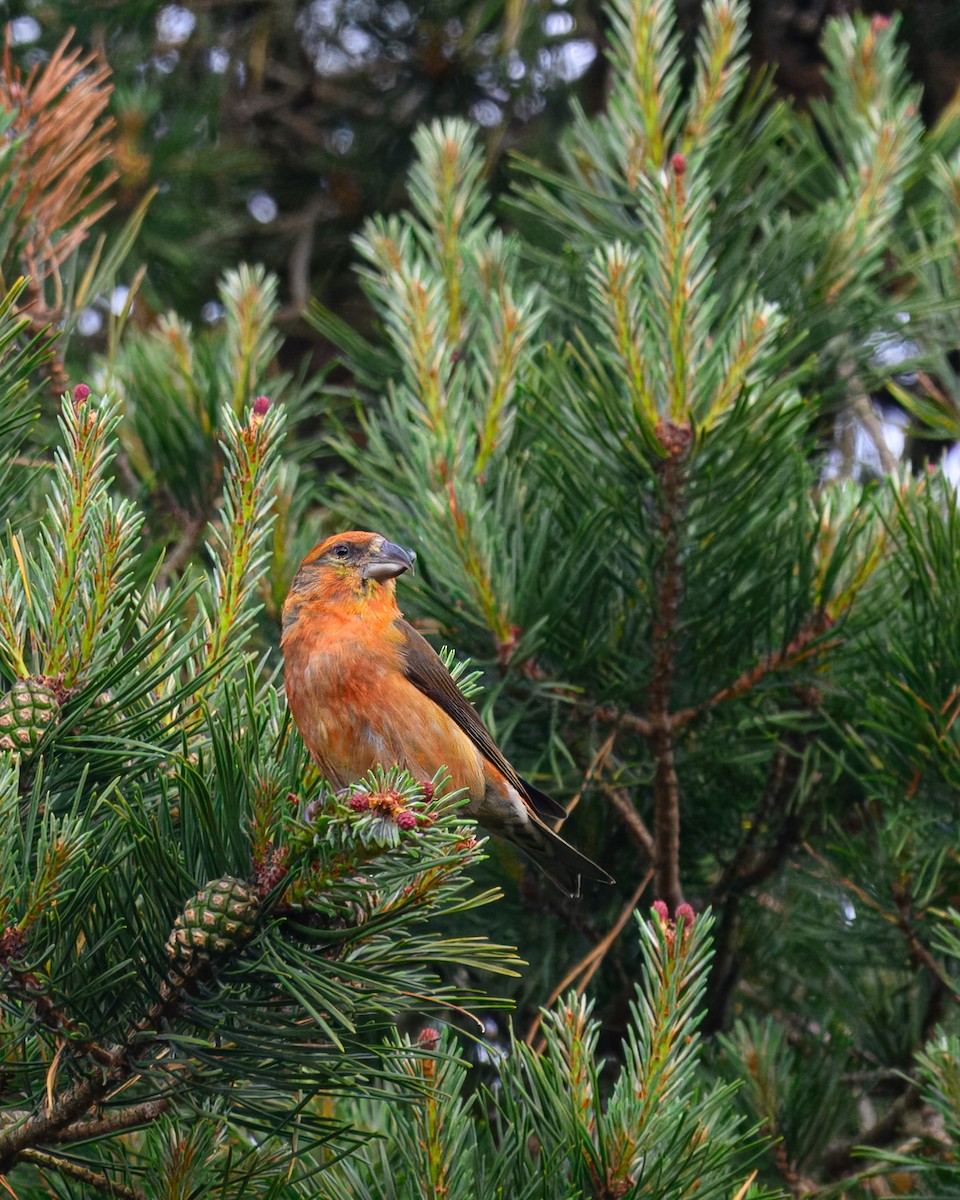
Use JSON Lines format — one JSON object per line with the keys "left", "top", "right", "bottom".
{"left": 3, "top": 0, "right": 958, "bottom": 332}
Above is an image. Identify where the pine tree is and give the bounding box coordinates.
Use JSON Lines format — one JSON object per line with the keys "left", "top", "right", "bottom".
{"left": 5, "top": 1, "right": 960, "bottom": 1194}
{"left": 310, "top": 1, "right": 960, "bottom": 1192}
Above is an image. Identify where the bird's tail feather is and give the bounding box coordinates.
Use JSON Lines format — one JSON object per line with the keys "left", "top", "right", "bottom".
{"left": 509, "top": 815, "right": 614, "bottom": 898}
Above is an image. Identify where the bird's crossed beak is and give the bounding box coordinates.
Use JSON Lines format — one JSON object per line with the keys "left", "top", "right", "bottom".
{"left": 362, "top": 539, "right": 417, "bottom": 582}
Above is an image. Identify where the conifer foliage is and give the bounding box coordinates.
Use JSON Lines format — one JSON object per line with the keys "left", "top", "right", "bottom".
{"left": 320, "top": 908, "right": 770, "bottom": 1200}
{"left": 3, "top": 1, "right": 960, "bottom": 1196}
{"left": 0, "top": 361, "right": 519, "bottom": 1194}
{"left": 311, "top": 1, "right": 960, "bottom": 1193}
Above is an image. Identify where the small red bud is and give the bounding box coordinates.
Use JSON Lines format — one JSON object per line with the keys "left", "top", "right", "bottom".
{"left": 396, "top": 810, "right": 417, "bottom": 831}
{"left": 348, "top": 793, "right": 370, "bottom": 812}
{"left": 253, "top": 395, "right": 271, "bottom": 416}
{"left": 652, "top": 899, "right": 669, "bottom": 925}
{"left": 676, "top": 903, "right": 695, "bottom": 926}
{"left": 418, "top": 1027, "right": 441, "bottom": 1049}
{"left": 420, "top": 779, "right": 435, "bottom": 803}
{"left": 670, "top": 153, "right": 687, "bottom": 177}
{"left": 870, "top": 14, "right": 890, "bottom": 32}
{"left": 73, "top": 383, "right": 91, "bottom": 403}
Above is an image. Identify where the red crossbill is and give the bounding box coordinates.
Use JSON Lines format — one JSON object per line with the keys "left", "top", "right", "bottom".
{"left": 281, "top": 531, "right": 612, "bottom": 896}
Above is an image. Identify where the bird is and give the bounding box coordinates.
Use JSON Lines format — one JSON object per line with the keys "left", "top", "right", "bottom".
{"left": 280, "top": 530, "right": 613, "bottom": 897}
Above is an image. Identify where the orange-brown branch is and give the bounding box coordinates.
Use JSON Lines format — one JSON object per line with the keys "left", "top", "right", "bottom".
{"left": 672, "top": 616, "right": 836, "bottom": 731}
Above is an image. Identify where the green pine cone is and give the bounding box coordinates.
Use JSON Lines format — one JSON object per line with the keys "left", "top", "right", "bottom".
{"left": 166, "top": 877, "right": 261, "bottom": 980}
{"left": 0, "top": 678, "right": 61, "bottom": 753}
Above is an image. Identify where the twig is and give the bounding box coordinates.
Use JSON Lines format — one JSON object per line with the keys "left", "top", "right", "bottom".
{"left": 525, "top": 870, "right": 652, "bottom": 1051}
{"left": 0, "top": 1072, "right": 114, "bottom": 1171}
{"left": 284, "top": 195, "right": 327, "bottom": 314}
{"left": 50, "top": 1099, "right": 169, "bottom": 1143}
{"left": 565, "top": 728, "right": 618, "bottom": 818}
{"left": 850, "top": 389, "right": 899, "bottom": 476}
{"left": 595, "top": 615, "right": 833, "bottom": 746}
{"left": 10, "top": 457, "right": 57, "bottom": 471}
{"left": 603, "top": 784, "right": 656, "bottom": 862}
{"left": 18, "top": 1147, "right": 145, "bottom": 1200}
{"left": 833, "top": 345, "right": 899, "bottom": 478}
{"left": 711, "top": 744, "right": 792, "bottom": 901}
{"left": 522, "top": 877, "right": 606, "bottom": 948}
{"left": 592, "top": 704, "right": 654, "bottom": 739}
{"left": 671, "top": 618, "right": 834, "bottom": 731}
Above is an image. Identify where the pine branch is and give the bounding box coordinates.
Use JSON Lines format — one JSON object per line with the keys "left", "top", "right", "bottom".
{"left": 0, "top": 919, "right": 206, "bottom": 1171}
{"left": 603, "top": 782, "right": 656, "bottom": 862}
{"left": 591, "top": 704, "right": 654, "bottom": 738}
{"left": 196, "top": 397, "right": 282, "bottom": 689}
{"left": 671, "top": 616, "right": 834, "bottom": 730}
{"left": 320, "top": 909, "right": 767, "bottom": 1200}
{"left": 2, "top": 1100, "right": 169, "bottom": 1147}
{"left": 17, "top": 1148, "right": 145, "bottom": 1200}
{"left": 650, "top": 423, "right": 690, "bottom": 912}
{"left": 1, "top": 29, "right": 117, "bottom": 304}
{"left": 0, "top": 388, "right": 144, "bottom": 689}
{"left": 221, "top": 266, "right": 284, "bottom": 418}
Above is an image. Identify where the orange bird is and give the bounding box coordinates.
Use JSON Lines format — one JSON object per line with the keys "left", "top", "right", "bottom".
{"left": 281, "top": 531, "right": 612, "bottom": 896}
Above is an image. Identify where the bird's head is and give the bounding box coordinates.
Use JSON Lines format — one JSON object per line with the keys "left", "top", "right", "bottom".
{"left": 283, "top": 531, "right": 416, "bottom": 622}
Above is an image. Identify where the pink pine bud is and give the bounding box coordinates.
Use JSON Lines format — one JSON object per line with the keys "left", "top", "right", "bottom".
{"left": 652, "top": 899, "right": 669, "bottom": 925}
{"left": 418, "top": 1026, "right": 441, "bottom": 1049}
{"left": 253, "top": 395, "right": 271, "bottom": 416}
{"left": 671, "top": 153, "right": 687, "bottom": 177}
{"left": 396, "top": 810, "right": 417, "bottom": 831}
{"left": 420, "top": 779, "right": 435, "bottom": 803}
{"left": 73, "top": 383, "right": 91, "bottom": 403}
{"left": 676, "top": 903, "right": 695, "bottom": 927}
{"left": 870, "top": 14, "right": 890, "bottom": 32}
{"left": 348, "top": 793, "right": 370, "bottom": 812}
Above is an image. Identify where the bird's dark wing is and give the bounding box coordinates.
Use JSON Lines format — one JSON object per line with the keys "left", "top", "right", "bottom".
{"left": 395, "top": 617, "right": 568, "bottom": 822}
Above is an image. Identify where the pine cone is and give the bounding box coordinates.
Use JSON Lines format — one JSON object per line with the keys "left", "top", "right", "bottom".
{"left": 166, "top": 877, "right": 261, "bottom": 983}
{"left": 0, "top": 678, "right": 61, "bottom": 753}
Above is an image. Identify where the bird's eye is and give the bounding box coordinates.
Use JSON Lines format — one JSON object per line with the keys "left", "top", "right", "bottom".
{"left": 331, "top": 543, "right": 350, "bottom": 560}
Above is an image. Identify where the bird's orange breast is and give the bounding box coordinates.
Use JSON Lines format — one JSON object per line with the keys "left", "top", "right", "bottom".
{"left": 282, "top": 608, "right": 486, "bottom": 799}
